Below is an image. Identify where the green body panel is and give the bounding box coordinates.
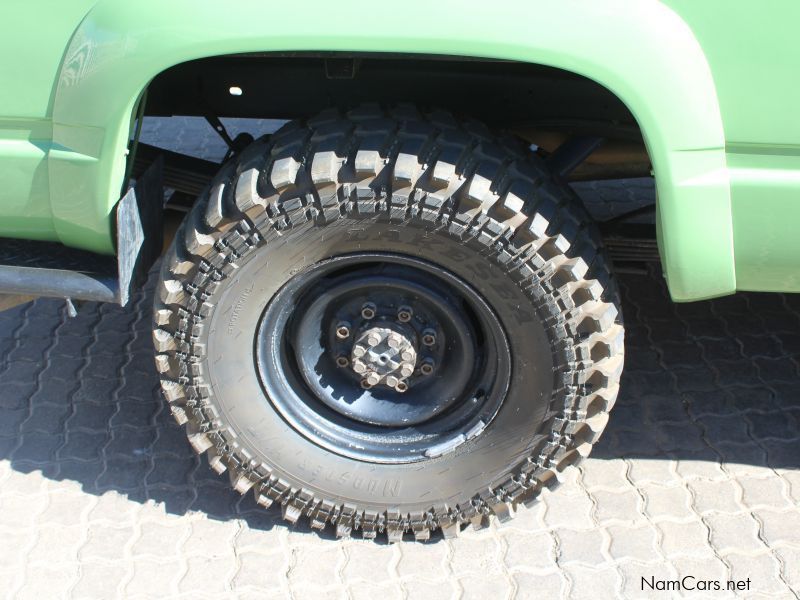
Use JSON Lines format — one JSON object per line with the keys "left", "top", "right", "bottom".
{"left": 0, "top": 120, "right": 53, "bottom": 240}
{"left": 662, "top": 0, "right": 800, "bottom": 294}
{"left": 0, "top": 0, "right": 97, "bottom": 240}
{"left": 0, "top": 0, "right": 797, "bottom": 301}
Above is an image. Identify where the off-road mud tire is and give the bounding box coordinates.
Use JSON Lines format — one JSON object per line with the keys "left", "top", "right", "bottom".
{"left": 152, "top": 105, "right": 624, "bottom": 541}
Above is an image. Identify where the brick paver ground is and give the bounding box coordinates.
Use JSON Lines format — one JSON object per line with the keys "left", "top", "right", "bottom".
{"left": 0, "top": 118, "right": 797, "bottom": 599}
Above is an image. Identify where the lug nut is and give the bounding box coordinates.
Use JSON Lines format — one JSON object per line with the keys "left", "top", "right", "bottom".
{"left": 352, "top": 360, "right": 367, "bottom": 374}
{"left": 361, "top": 302, "right": 376, "bottom": 320}
{"left": 420, "top": 358, "right": 435, "bottom": 375}
{"left": 387, "top": 333, "right": 401, "bottom": 349}
{"left": 400, "top": 350, "right": 414, "bottom": 362}
{"left": 352, "top": 344, "right": 366, "bottom": 358}
{"left": 397, "top": 305, "right": 413, "bottom": 323}
{"left": 336, "top": 355, "right": 349, "bottom": 368}
{"left": 360, "top": 378, "right": 373, "bottom": 389}
{"left": 385, "top": 375, "right": 399, "bottom": 388}
{"left": 366, "top": 373, "right": 380, "bottom": 387}
{"left": 367, "top": 333, "right": 381, "bottom": 347}
{"left": 400, "top": 364, "right": 414, "bottom": 378}
{"left": 395, "top": 382, "right": 408, "bottom": 393}
{"left": 421, "top": 329, "right": 437, "bottom": 347}
{"left": 335, "top": 321, "right": 351, "bottom": 339}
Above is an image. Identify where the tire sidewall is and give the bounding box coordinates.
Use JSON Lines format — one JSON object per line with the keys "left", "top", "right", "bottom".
{"left": 204, "top": 213, "right": 560, "bottom": 510}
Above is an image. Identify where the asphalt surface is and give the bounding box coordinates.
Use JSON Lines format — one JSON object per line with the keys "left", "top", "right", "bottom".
{"left": 0, "top": 118, "right": 797, "bottom": 599}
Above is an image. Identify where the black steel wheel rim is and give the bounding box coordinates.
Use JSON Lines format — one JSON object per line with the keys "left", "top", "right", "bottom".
{"left": 255, "top": 253, "right": 511, "bottom": 464}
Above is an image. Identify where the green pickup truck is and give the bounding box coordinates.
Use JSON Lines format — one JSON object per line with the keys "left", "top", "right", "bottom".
{"left": 1, "top": 0, "right": 798, "bottom": 541}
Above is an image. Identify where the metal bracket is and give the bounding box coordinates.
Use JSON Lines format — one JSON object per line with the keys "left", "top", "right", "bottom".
{"left": 600, "top": 204, "right": 657, "bottom": 230}
{"left": 204, "top": 112, "right": 237, "bottom": 149}
{"left": 546, "top": 136, "right": 604, "bottom": 178}
{"left": 204, "top": 113, "right": 254, "bottom": 162}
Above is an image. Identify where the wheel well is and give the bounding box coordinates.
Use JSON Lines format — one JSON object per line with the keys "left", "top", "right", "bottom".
{"left": 145, "top": 52, "right": 649, "bottom": 176}
{"left": 141, "top": 53, "right": 656, "bottom": 266}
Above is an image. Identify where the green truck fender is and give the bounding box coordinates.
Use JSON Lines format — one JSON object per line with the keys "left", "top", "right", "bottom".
{"left": 50, "top": 0, "right": 733, "bottom": 301}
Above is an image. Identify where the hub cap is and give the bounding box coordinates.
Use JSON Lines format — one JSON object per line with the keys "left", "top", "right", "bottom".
{"left": 351, "top": 325, "right": 418, "bottom": 392}
{"left": 255, "top": 253, "right": 511, "bottom": 463}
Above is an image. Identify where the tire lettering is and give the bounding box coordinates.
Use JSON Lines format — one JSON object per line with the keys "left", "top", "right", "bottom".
{"left": 383, "top": 229, "right": 401, "bottom": 242}
{"left": 346, "top": 228, "right": 369, "bottom": 242}
{"left": 492, "top": 282, "right": 515, "bottom": 301}
{"left": 411, "top": 232, "right": 442, "bottom": 251}
{"left": 226, "top": 282, "right": 254, "bottom": 335}
{"left": 467, "top": 262, "right": 494, "bottom": 281}
{"left": 350, "top": 476, "right": 402, "bottom": 497}
{"left": 383, "top": 480, "right": 401, "bottom": 497}
{"left": 444, "top": 247, "right": 469, "bottom": 262}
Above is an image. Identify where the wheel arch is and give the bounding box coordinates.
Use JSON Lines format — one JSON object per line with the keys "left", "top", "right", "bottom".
{"left": 50, "top": 0, "right": 734, "bottom": 300}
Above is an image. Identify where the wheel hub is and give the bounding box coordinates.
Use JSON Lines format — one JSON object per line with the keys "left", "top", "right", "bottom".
{"left": 351, "top": 325, "right": 418, "bottom": 392}
{"left": 255, "top": 253, "right": 511, "bottom": 463}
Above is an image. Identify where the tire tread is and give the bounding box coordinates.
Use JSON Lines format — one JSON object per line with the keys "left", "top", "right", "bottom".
{"left": 153, "top": 106, "right": 624, "bottom": 541}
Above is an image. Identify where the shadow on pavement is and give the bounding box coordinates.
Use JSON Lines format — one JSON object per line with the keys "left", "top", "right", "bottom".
{"left": 0, "top": 264, "right": 798, "bottom": 536}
